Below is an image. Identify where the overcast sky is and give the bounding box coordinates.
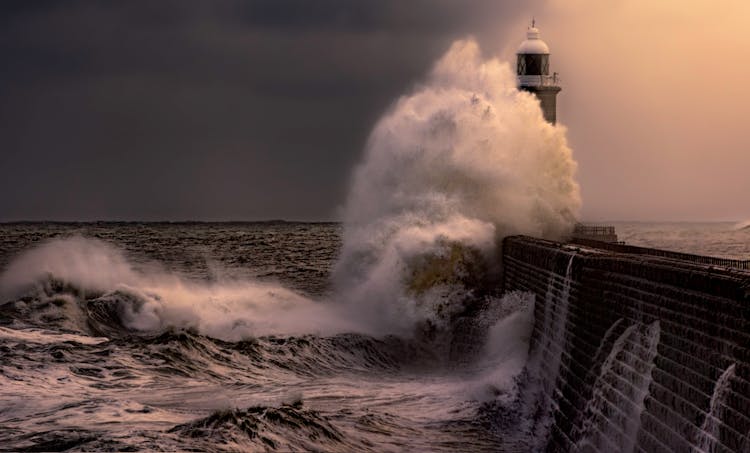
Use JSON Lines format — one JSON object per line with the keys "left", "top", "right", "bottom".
{"left": 1, "top": 0, "right": 748, "bottom": 222}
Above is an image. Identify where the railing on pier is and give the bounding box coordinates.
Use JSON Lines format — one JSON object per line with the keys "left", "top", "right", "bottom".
{"left": 570, "top": 237, "right": 750, "bottom": 271}
{"left": 571, "top": 224, "right": 619, "bottom": 243}
{"left": 573, "top": 225, "right": 616, "bottom": 236}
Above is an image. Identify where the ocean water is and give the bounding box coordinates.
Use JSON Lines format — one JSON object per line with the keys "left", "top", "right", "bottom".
{"left": 0, "top": 222, "right": 535, "bottom": 452}
{"left": 0, "top": 41, "right": 583, "bottom": 452}
{"left": 1, "top": 221, "right": 745, "bottom": 452}
{"left": 2, "top": 37, "right": 748, "bottom": 451}
{"left": 612, "top": 221, "right": 750, "bottom": 260}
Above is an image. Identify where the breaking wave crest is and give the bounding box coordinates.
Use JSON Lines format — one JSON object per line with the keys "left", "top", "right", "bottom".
{"left": 0, "top": 236, "right": 360, "bottom": 341}
{"left": 0, "top": 36, "right": 576, "bottom": 406}
{"left": 334, "top": 39, "right": 580, "bottom": 335}
{"left": 0, "top": 38, "right": 585, "bottom": 452}
{"left": 1, "top": 39, "right": 579, "bottom": 346}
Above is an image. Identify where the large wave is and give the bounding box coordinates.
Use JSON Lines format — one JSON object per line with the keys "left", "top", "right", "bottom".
{"left": 333, "top": 39, "right": 580, "bottom": 335}
{"left": 0, "top": 236, "right": 360, "bottom": 340}
{"left": 1, "top": 39, "right": 579, "bottom": 347}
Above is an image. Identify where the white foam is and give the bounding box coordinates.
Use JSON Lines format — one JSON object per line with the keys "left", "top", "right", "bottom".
{"left": 574, "top": 320, "right": 661, "bottom": 453}
{"left": 1, "top": 39, "right": 581, "bottom": 343}
{"left": 0, "top": 326, "right": 108, "bottom": 345}
{"left": 334, "top": 38, "right": 580, "bottom": 335}
{"left": 693, "top": 363, "right": 736, "bottom": 453}
{"left": 467, "top": 291, "right": 536, "bottom": 403}
{"left": 0, "top": 237, "right": 362, "bottom": 341}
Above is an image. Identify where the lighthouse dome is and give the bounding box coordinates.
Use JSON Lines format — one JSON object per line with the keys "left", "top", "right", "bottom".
{"left": 517, "top": 26, "right": 550, "bottom": 54}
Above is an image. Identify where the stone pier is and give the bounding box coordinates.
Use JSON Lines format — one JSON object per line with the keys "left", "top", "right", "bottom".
{"left": 502, "top": 235, "right": 750, "bottom": 452}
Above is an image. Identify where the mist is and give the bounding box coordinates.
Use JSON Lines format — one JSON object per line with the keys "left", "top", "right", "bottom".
{"left": 334, "top": 39, "right": 579, "bottom": 334}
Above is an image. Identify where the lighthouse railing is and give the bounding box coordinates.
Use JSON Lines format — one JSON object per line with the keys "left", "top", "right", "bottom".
{"left": 517, "top": 74, "right": 560, "bottom": 87}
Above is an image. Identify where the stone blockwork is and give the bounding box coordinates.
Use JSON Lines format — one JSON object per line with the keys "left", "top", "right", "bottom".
{"left": 502, "top": 236, "right": 750, "bottom": 452}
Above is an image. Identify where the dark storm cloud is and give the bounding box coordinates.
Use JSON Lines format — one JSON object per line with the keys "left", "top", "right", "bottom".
{"left": 0, "top": 1, "right": 537, "bottom": 221}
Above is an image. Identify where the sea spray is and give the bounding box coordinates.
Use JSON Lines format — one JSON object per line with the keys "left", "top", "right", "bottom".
{"left": 524, "top": 253, "right": 576, "bottom": 449}
{"left": 334, "top": 39, "right": 580, "bottom": 335}
{"left": 465, "top": 291, "right": 536, "bottom": 403}
{"left": 572, "top": 323, "right": 639, "bottom": 451}
{"left": 573, "top": 321, "right": 661, "bottom": 453}
{"left": 1, "top": 39, "right": 581, "bottom": 347}
{"left": 693, "top": 363, "right": 736, "bottom": 453}
{"left": 0, "top": 236, "right": 361, "bottom": 340}
{"left": 587, "top": 318, "right": 625, "bottom": 378}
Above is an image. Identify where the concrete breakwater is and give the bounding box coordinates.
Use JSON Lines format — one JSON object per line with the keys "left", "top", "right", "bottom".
{"left": 502, "top": 236, "right": 750, "bottom": 452}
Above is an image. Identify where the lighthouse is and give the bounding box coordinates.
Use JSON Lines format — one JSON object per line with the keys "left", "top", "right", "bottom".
{"left": 517, "top": 21, "right": 561, "bottom": 124}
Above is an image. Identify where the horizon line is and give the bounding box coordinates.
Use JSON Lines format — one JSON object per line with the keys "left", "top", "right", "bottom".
{"left": 0, "top": 219, "right": 744, "bottom": 224}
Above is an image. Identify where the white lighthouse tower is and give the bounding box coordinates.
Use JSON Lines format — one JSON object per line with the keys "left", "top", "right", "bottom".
{"left": 517, "top": 21, "right": 561, "bottom": 124}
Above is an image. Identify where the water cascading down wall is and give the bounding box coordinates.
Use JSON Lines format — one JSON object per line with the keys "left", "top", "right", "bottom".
{"left": 502, "top": 236, "right": 750, "bottom": 452}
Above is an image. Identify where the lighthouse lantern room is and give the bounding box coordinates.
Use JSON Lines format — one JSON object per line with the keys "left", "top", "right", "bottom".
{"left": 516, "top": 20, "right": 561, "bottom": 124}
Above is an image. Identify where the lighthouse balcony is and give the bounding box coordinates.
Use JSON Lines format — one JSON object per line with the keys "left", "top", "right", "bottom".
{"left": 517, "top": 74, "right": 560, "bottom": 88}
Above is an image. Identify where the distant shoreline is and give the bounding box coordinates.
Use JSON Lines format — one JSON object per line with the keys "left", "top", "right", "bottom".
{"left": 0, "top": 220, "right": 341, "bottom": 225}
{"left": 0, "top": 220, "right": 742, "bottom": 225}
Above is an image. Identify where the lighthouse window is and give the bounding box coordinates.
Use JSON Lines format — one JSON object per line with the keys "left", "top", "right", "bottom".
{"left": 518, "top": 54, "right": 549, "bottom": 75}
{"left": 517, "top": 57, "right": 526, "bottom": 75}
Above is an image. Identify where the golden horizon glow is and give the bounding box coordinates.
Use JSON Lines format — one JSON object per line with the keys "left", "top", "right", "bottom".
{"left": 493, "top": 1, "right": 750, "bottom": 221}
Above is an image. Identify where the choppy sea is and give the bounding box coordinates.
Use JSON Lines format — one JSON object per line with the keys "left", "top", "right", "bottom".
{"left": 0, "top": 221, "right": 747, "bottom": 451}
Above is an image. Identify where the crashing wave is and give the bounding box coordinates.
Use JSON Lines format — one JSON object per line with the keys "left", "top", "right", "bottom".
{"left": 0, "top": 236, "right": 361, "bottom": 341}
{"left": 334, "top": 38, "right": 580, "bottom": 340}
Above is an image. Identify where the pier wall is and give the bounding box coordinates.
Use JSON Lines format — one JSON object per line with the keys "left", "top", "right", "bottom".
{"left": 502, "top": 236, "right": 750, "bottom": 452}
